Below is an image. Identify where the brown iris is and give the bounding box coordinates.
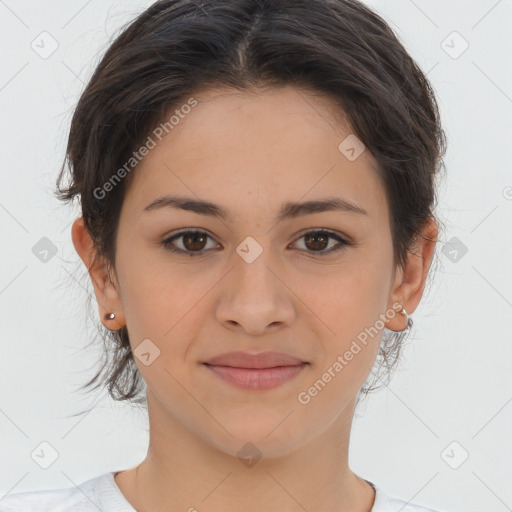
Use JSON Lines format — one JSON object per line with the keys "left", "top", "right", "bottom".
{"left": 303, "top": 232, "right": 329, "bottom": 251}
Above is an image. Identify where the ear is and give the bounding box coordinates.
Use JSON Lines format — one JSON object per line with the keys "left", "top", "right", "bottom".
{"left": 385, "top": 217, "right": 438, "bottom": 331}
{"left": 71, "top": 217, "right": 126, "bottom": 330}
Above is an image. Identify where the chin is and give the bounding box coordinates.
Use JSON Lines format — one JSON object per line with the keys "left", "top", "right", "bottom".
{"left": 201, "top": 420, "right": 308, "bottom": 462}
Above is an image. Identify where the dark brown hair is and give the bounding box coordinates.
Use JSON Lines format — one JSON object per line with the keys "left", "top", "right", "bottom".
{"left": 55, "top": 0, "right": 446, "bottom": 411}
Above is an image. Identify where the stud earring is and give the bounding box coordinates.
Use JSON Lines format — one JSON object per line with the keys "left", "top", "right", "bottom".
{"left": 106, "top": 312, "right": 115, "bottom": 320}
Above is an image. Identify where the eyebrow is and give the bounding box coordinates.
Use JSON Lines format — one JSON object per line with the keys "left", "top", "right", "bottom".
{"left": 142, "top": 194, "right": 368, "bottom": 221}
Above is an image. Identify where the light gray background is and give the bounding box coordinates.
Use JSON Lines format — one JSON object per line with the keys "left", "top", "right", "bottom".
{"left": 1, "top": 1, "right": 511, "bottom": 511}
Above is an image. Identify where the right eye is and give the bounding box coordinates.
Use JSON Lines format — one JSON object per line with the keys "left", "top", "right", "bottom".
{"left": 161, "top": 230, "right": 220, "bottom": 256}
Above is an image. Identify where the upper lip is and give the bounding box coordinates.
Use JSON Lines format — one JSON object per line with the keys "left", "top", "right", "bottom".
{"left": 203, "top": 351, "right": 307, "bottom": 369}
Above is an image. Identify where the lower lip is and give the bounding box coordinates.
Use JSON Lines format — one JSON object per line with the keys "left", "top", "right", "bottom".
{"left": 203, "top": 363, "right": 307, "bottom": 390}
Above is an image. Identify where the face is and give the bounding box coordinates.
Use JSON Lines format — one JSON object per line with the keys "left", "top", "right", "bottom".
{"left": 74, "top": 85, "right": 433, "bottom": 459}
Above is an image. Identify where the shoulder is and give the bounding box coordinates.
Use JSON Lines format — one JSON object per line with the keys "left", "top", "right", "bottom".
{"left": 0, "top": 472, "right": 132, "bottom": 512}
{"left": 370, "top": 481, "right": 442, "bottom": 512}
{"left": 0, "top": 486, "right": 82, "bottom": 511}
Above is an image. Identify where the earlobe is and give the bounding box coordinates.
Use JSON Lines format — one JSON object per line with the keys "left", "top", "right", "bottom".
{"left": 386, "top": 307, "right": 413, "bottom": 333}
{"left": 71, "top": 217, "right": 126, "bottom": 330}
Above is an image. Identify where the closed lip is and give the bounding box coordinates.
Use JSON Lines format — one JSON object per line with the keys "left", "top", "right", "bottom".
{"left": 203, "top": 351, "right": 308, "bottom": 369}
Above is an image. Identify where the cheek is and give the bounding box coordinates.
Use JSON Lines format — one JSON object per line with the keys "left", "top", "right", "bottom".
{"left": 290, "top": 251, "right": 392, "bottom": 383}
{"left": 116, "top": 240, "right": 195, "bottom": 329}
{"left": 294, "top": 259, "right": 390, "bottom": 338}
{"left": 294, "top": 268, "right": 385, "bottom": 414}
{"left": 115, "top": 245, "right": 217, "bottom": 377}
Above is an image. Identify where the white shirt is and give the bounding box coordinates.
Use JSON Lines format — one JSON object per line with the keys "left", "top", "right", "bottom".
{"left": 0, "top": 472, "right": 442, "bottom": 512}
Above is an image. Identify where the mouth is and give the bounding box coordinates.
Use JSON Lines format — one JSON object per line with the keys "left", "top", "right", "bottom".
{"left": 202, "top": 363, "right": 308, "bottom": 390}
{"left": 203, "top": 350, "right": 308, "bottom": 369}
{"left": 202, "top": 351, "right": 309, "bottom": 390}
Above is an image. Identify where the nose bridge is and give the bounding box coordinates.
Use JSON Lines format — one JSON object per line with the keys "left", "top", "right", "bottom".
{"left": 232, "top": 234, "right": 280, "bottom": 300}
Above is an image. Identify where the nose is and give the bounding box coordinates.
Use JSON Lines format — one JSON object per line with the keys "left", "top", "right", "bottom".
{"left": 215, "top": 246, "right": 296, "bottom": 335}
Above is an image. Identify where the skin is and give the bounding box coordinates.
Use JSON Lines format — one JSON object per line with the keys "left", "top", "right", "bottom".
{"left": 72, "top": 85, "right": 437, "bottom": 512}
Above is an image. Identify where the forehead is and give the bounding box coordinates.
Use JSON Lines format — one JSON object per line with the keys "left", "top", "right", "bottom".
{"left": 122, "top": 85, "right": 388, "bottom": 226}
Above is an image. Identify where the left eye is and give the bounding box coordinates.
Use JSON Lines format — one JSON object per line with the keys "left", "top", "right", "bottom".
{"left": 293, "top": 229, "right": 349, "bottom": 254}
{"left": 162, "top": 229, "right": 350, "bottom": 256}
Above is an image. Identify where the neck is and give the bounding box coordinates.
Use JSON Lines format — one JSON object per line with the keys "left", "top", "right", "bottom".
{"left": 118, "top": 391, "right": 376, "bottom": 512}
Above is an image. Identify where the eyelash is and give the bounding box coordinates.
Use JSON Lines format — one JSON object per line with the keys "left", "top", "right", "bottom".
{"left": 161, "top": 229, "right": 351, "bottom": 257}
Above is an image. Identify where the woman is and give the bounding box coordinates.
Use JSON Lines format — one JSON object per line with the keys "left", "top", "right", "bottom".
{"left": 0, "top": 0, "right": 446, "bottom": 510}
